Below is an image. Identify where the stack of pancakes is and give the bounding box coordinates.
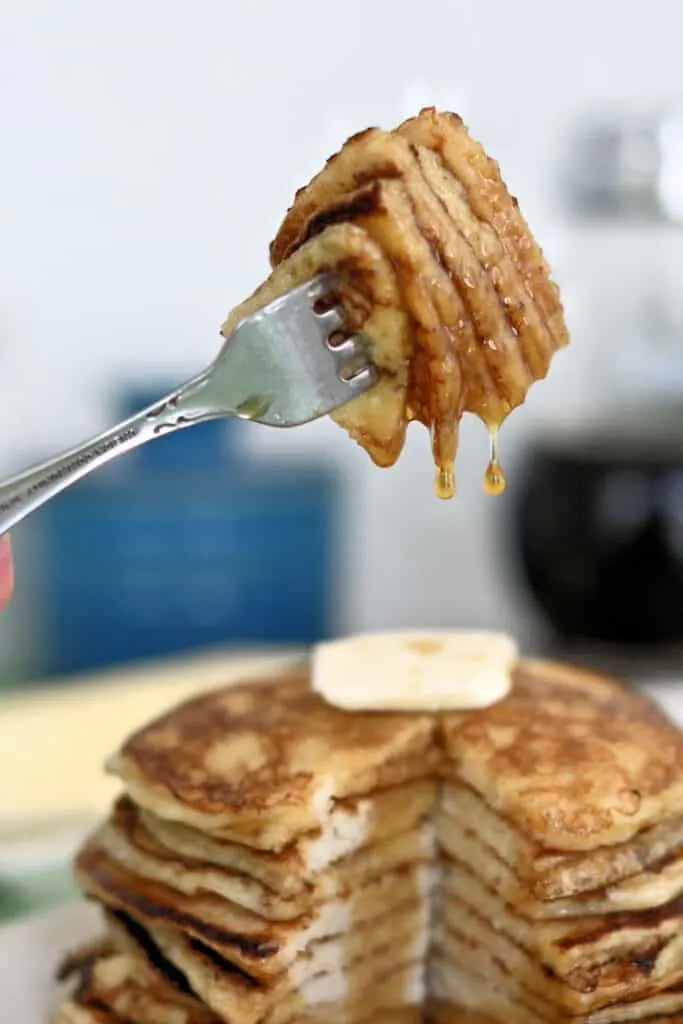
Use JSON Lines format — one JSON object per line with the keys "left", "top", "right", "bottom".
{"left": 57, "top": 673, "right": 438, "bottom": 1024}
{"left": 221, "top": 108, "right": 568, "bottom": 495}
{"left": 56, "top": 659, "right": 683, "bottom": 1023}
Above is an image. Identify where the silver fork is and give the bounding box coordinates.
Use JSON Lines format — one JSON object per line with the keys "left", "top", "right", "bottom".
{"left": 0, "top": 273, "right": 376, "bottom": 535}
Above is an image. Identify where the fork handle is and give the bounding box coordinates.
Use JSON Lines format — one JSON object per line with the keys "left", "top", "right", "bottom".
{"left": 0, "top": 371, "right": 224, "bottom": 535}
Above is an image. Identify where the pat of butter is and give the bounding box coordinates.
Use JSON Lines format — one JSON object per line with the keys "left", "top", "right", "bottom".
{"left": 312, "top": 630, "right": 517, "bottom": 712}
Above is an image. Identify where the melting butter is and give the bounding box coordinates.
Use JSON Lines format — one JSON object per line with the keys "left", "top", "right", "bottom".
{"left": 312, "top": 630, "right": 518, "bottom": 712}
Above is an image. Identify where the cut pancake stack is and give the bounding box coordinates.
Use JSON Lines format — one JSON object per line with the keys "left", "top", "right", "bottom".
{"left": 221, "top": 108, "right": 568, "bottom": 495}
{"left": 56, "top": 658, "right": 683, "bottom": 1022}
{"left": 56, "top": 671, "right": 438, "bottom": 1024}
{"left": 434, "top": 659, "right": 683, "bottom": 1023}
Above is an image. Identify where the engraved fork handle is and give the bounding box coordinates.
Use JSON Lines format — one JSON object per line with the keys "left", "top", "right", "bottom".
{"left": 0, "top": 370, "right": 229, "bottom": 536}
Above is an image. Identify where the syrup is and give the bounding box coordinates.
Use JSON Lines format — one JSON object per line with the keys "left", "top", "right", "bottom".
{"left": 435, "top": 465, "right": 455, "bottom": 500}
{"left": 483, "top": 427, "right": 506, "bottom": 496}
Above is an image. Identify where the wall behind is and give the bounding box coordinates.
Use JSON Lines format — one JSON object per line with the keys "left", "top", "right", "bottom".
{"left": 1, "top": 0, "right": 681, "bottom": 646}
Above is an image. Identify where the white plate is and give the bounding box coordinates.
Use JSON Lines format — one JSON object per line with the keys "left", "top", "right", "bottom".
{"left": 5, "top": 679, "right": 683, "bottom": 1023}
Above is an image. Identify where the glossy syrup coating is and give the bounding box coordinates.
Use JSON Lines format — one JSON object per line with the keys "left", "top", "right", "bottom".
{"left": 267, "top": 108, "right": 569, "bottom": 497}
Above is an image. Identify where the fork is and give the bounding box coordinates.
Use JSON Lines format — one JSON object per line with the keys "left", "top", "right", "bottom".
{"left": 0, "top": 273, "right": 376, "bottom": 535}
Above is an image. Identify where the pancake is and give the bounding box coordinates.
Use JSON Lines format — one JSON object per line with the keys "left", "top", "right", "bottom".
{"left": 438, "top": 803, "right": 683, "bottom": 927}
{"left": 433, "top": 933, "right": 683, "bottom": 1024}
{"left": 59, "top": 942, "right": 424, "bottom": 1024}
{"left": 128, "top": 905, "right": 428, "bottom": 1024}
{"left": 438, "top": 780, "right": 683, "bottom": 904}
{"left": 75, "top": 833, "right": 432, "bottom": 979}
{"left": 55, "top": 994, "right": 425, "bottom": 1024}
{"left": 131, "top": 776, "right": 435, "bottom": 898}
{"left": 55, "top": 1003, "right": 122, "bottom": 1024}
{"left": 272, "top": 117, "right": 554, "bottom": 421}
{"left": 103, "top": 900, "right": 426, "bottom": 1023}
{"left": 221, "top": 108, "right": 567, "bottom": 495}
{"left": 57, "top": 937, "right": 116, "bottom": 986}
{"left": 58, "top": 655, "right": 683, "bottom": 1023}
{"left": 109, "top": 669, "right": 437, "bottom": 849}
{"left": 62, "top": 914, "right": 425, "bottom": 1024}
{"left": 439, "top": 659, "right": 683, "bottom": 851}
{"left": 137, "top": 777, "right": 435, "bottom": 894}
{"left": 436, "top": 882, "right": 683, "bottom": 1013}
{"left": 57, "top": 949, "right": 218, "bottom": 1024}
{"left": 426, "top": 1005, "right": 502, "bottom": 1024}
{"left": 220, "top": 218, "right": 411, "bottom": 470}
{"left": 98, "top": 797, "right": 432, "bottom": 921}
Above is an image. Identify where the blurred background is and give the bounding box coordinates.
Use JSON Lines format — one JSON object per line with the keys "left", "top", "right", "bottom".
{"left": 5, "top": 0, "right": 683, "bottom": 923}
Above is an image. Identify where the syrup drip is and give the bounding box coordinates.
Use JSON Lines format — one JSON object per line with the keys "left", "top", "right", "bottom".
{"left": 435, "top": 465, "right": 455, "bottom": 500}
{"left": 483, "top": 427, "right": 506, "bottom": 496}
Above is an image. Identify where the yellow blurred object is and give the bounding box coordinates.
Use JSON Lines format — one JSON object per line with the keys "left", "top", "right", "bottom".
{"left": 0, "top": 648, "right": 296, "bottom": 839}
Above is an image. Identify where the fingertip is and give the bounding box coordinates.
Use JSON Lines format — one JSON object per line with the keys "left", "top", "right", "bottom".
{"left": 0, "top": 534, "right": 14, "bottom": 609}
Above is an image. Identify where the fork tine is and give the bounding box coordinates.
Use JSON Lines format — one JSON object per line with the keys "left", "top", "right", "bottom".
{"left": 316, "top": 305, "right": 345, "bottom": 334}
{"left": 214, "top": 275, "right": 376, "bottom": 428}
{"left": 304, "top": 271, "right": 338, "bottom": 302}
{"left": 342, "top": 364, "right": 378, "bottom": 391}
{"left": 328, "top": 335, "right": 363, "bottom": 360}
{"left": 329, "top": 333, "right": 375, "bottom": 385}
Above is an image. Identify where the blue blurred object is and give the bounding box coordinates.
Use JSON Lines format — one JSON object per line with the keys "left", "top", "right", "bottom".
{"left": 34, "top": 387, "right": 339, "bottom": 676}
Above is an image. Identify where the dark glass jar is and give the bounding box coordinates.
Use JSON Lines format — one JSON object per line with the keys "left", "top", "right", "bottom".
{"left": 511, "top": 408, "right": 683, "bottom": 647}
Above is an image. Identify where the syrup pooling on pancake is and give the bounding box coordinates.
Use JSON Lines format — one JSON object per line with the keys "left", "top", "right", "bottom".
{"left": 222, "top": 108, "right": 568, "bottom": 498}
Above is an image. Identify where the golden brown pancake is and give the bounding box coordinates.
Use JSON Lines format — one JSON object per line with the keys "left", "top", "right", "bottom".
{"left": 220, "top": 219, "right": 411, "bottom": 472}
{"left": 137, "top": 777, "right": 436, "bottom": 896}
{"left": 54, "top": 990, "right": 425, "bottom": 1024}
{"left": 75, "top": 831, "right": 431, "bottom": 980}
{"left": 440, "top": 659, "right": 683, "bottom": 851}
{"left": 59, "top": 917, "right": 425, "bottom": 1024}
{"left": 97, "top": 796, "right": 432, "bottom": 921}
{"left": 54, "top": 1003, "right": 121, "bottom": 1024}
{"left": 111, "top": 906, "right": 427, "bottom": 1024}
{"left": 112, "top": 661, "right": 683, "bottom": 854}
{"left": 55, "top": 948, "right": 218, "bottom": 1024}
{"left": 426, "top": 1005, "right": 500, "bottom": 1024}
{"left": 109, "top": 669, "right": 437, "bottom": 848}
{"left": 438, "top": 779, "right": 683, "bottom": 904}
{"left": 438, "top": 793, "right": 683, "bottom": 917}
{"left": 222, "top": 109, "right": 568, "bottom": 497}
{"left": 437, "top": 873, "right": 683, "bottom": 1012}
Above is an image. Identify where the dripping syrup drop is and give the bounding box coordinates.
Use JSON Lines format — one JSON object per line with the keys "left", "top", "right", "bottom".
{"left": 483, "top": 427, "right": 506, "bottom": 496}
{"left": 435, "top": 465, "right": 455, "bottom": 500}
